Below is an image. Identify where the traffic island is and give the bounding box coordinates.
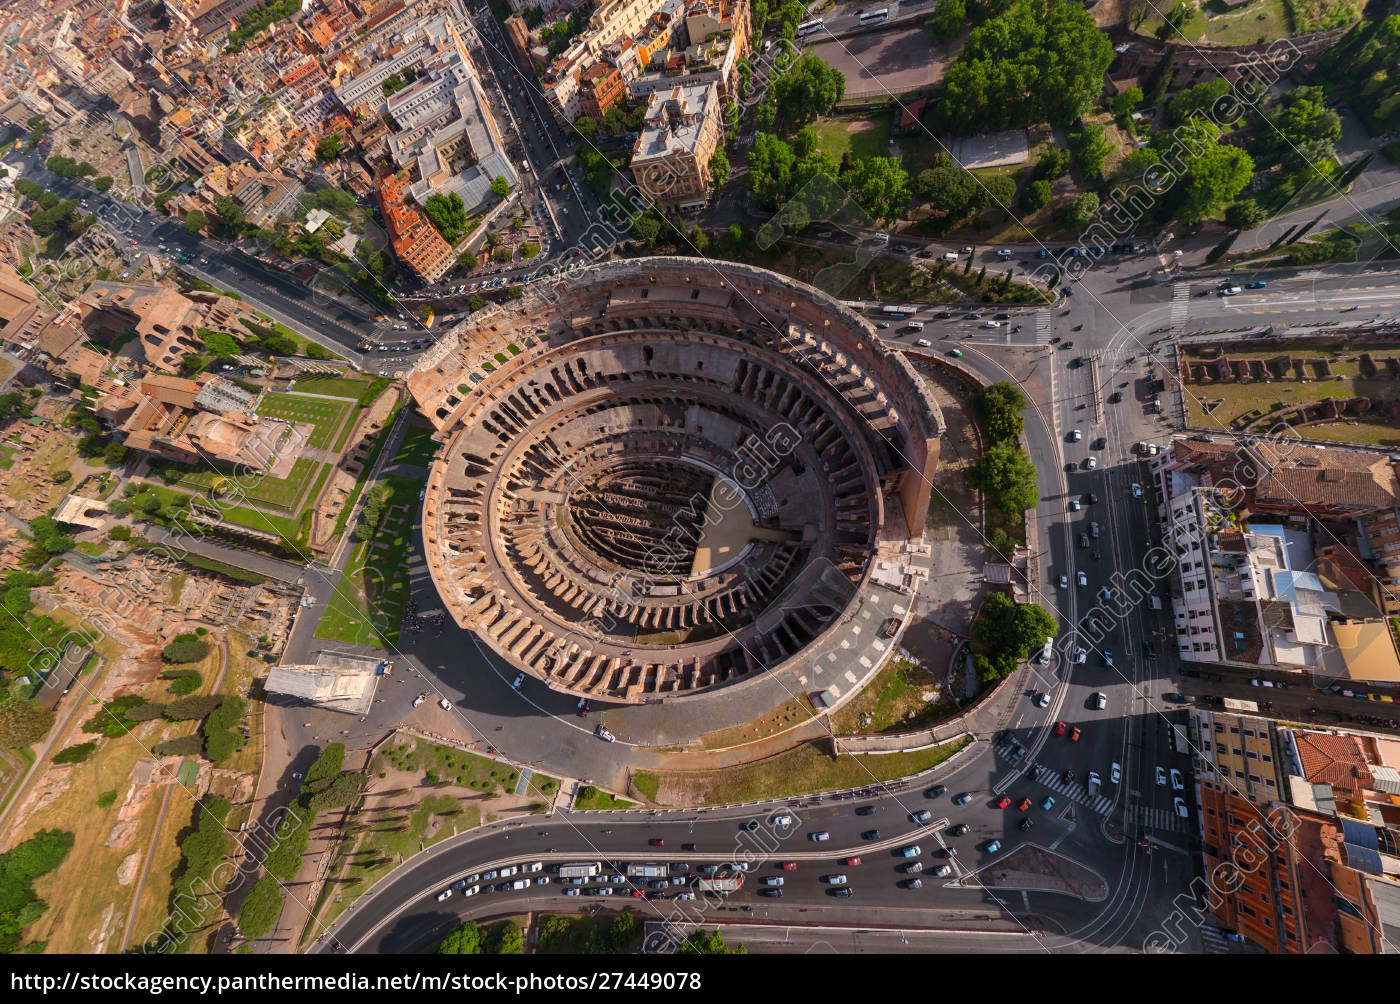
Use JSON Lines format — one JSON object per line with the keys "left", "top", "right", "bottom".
{"left": 957, "top": 842, "right": 1109, "bottom": 902}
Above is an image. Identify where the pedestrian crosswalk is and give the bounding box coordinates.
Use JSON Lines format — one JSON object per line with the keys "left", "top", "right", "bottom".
{"left": 991, "top": 738, "right": 1114, "bottom": 815}
{"left": 1125, "top": 803, "right": 1190, "bottom": 835}
{"left": 1170, "top": 283, "right": 1191, "bottom": 329}
{"left": 1035, "top": 309, "right": 1053, "bottom": 343}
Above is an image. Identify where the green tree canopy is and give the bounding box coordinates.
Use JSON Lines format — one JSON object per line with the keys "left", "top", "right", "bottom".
{"left": 772, "top": 53, "right": 846, "bottom": 126}
{"left": 966, "top": 440, "right": 1040, "bottom": 513}
{"left": 927, "top": 0, "right": 966, "bottom": 41}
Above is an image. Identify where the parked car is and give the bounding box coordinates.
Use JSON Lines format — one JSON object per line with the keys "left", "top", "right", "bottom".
{"left": 1171, "top": 768, "right": 1185, "bottom": 791}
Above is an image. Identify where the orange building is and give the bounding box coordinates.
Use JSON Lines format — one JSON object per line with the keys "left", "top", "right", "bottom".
{"left": 375, "top": 173, "right": 455, "bottom": 283}
{"left": 578, "top": 61, "right": 628, "bottom": 120}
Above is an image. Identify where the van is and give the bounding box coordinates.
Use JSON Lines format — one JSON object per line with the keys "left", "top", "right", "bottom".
{"left": 1036, "top": 639, "right": 1053, "bottom": 664}
{"left": 511, "top": 878, "right": 530, "bottom": 890}
{"left": 1150, "top": 596, "right": 1163, "bottom": 610}
{"left": 907, "top": 320, "right": 924, "bottom": 330}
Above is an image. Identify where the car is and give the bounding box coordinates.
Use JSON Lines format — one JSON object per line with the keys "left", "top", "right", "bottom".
{"left": 1086, "top": 457, "right": 1097, "bottom": 470}
{"left": 824, "top": 874, "right": 848, "bottom": 885}
{"left": 964, "top": 313, "right": 982, "bottom": 320}
{"left": 576, "top": 697, "right": 589, "bottom": 716}
{"left": 461, "top": 883, "right": 480, "bottom": 897}
{"left": 1073, "top": 647, "right": 1087, "bottom": 664}
{"left": 595, "top": 725, "right": 616, "bottom": 742}
{"left": 952, "top": 792, "right": 972, "bottom": 806}
{"left": 947, "top": 822, "right": 969, "bottom": 836}
{"left": 436, "top": 889, "right": 452, "bottom": 902}
{"left": 947, "top": 347, "right": 960, "bottom": 356}
{"left": 495, "top": 882, "right": 512, "bottom": 892}
{"left": 995, "top": 795, "right": 1011, "bottom": 809}
{"left": 810, "top": 831, "right": 830, "bottom": 842}
{"left": 900, "top": 844, "right": 921, "bottom": 858}
{"left": 915, "top": 337, "right": 932, "bottom": 347}
{"left": 843, "top": 857, "right": 862, "bottom": 867}
{"left": 909, "top": 808, "right": 933, "bottom": 825}
{"left": 536, "top": 876, "right": 551, "bottom": 886}
{"left": 1101, "top": 650, "right": 1114, "bottom": 668}
{"left": 828, "top": 887, "right": 853, "bottom": 897}
{"left": 1036, "top": 691, "right": 1051, "bottom": 707}
{"left": 1077, "top": 570, "right": 1087, "bottom": 587}
{"left": 1111, "top": 762, "right": 1122, "bottom": 784}
{"left": 1131, "top": 482, "right": 1144, "bottom": 499}
{"left": 1017, "top": 797, "right": 1032, "bottom": 811}
{"left": 925, "top": 784, "right": 946, "bottom": 799}
{"left": 1069, "top": 501, "right": 1080, "bottom": 513}
{"left": 1086, "top": 492, "right": 1099, "bottom": 504}
{"left": 1039, "top": 795, "right": 1057, "bottom": 812}
{"left": 1171, "top": 768, "right": 1185, "bottom": 791}
{"left": 647, "top": 879, "right": 669, "bottom": 890}
{"left": 1219, "top": 284, "right": 1241, "bottom": 296}
{"left": 1069, "top": 727, "right": 1082, "bottom": 742}
{"left": 740, "top": 819, "right": 759, "bottom": 832}
{"left": 940, "top": 251, "right": 959, "bottom": 262}
{"left": 855, "top": 804, "right": 877, "bottom": 815}
{"left": 901, "top": 878, "right": 924, "bottom": 889}
{"left": 960, "top": 246, "right": 973, "bottom": 254}
{"left": 861, "top": 829, "right": 880, "bottom": 840}
{"left": 564, "top": 887, "right": 580, "bottom": 896}
{"left": 1092, "top": 437, "right": 1107, "bottom": 451}
{"left": 1174, "top": 796, "right": 1189, "bottom": 818}
{"left": 876, "top": 321, "right": 889, "bottom": 329}
{"left": 934, "top": 864, "right": 953, "bottom": 878}
{"left": 982, "top": 320, "right": 1001, "bottom": 328}
{"left": 1054, "top": 721, "right": 1067, "bottom": 736}
{"left": 758, "top": 888, "right": 783, "bottom": 898}
{"left": 499, "top": 866, "right": 518, "bottom": 878}
{"left": 1092, "top": 692, "right": 1107, "bottom": 711}
{"left": 780, "top": 861, "right": 797, "bottom": 871}
{"left": 770, "top": 813, "right": 792, "bottom": 826}
{"left": 437, "top": 696, "right": 452, "bottom": 710}
{"left": 996, "top": 249, "right": 1014, "bottom": 258}
{"left": 940, "top": 846, "right": 958, "bottom": 858}
{"left": 898, "top": 860, "right": 923, "bottom": 874}
{"left": 1155, "top": 766, "right": 1167, "bottom": 786}
{"left": 1090, "top": 522, "right": 1101, "bottom": 538}
{"left": 1247, "top": 280, "right": 1267, "bottom": 289}
{"left": 1069, "top": 429, "right": 1081, "bottom": 446}
{"left": 649, "top": 837, "right": 665, "bottom": 846}
{"left": 511, "top": 673, "right": 524, "bottom": 689}
{"left": 1019, "top": 817, "right": 1033, "bottom": 832}
{"left": 1079, "top": 533, "right": 1090, "bottom": 549}
{"left": 985, "top": 840, "right": 1002, "bottom": 854}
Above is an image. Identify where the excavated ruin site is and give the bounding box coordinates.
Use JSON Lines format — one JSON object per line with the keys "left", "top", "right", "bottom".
{"left": 407, "top": 257, "right": 941, "bottom": 703}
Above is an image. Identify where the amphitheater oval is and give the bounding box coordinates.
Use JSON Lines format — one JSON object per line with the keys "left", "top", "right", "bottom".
{"left": 407, "top": 257, "right": 942, "bottom": 705}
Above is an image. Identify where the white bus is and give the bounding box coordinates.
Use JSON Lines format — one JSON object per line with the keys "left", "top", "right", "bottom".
{"left": 882, "top": 304, "right": 919, "bottom": 317}
{"left": 557, "top": 861, "right": 602, "bottom": 878}
{"left": 859, "top": 8, "right": 888, "bottom": 23}
{"left": 796, "top": 17, "right": 824, "bottom": 36}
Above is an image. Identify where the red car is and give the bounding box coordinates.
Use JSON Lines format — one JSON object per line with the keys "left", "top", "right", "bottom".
{"left": 1069, "top": 727, "right": 1082, "bottom": 742}
{"left": 781, "top": 862, "right": 797, "bottom": 871}
{"left": 843, "top": 857, "right": 862, "bottom": 866}
{"left": 631, "top": 889, "right": 648, "bottom": 898}
{"left": 648, "top": 838, "right": 664, "bottom": 846}
{"left": 995, "top": 795, "right": 1010, "bottom": 809}
{"left": 1053, "top": 721, "right": 1067, "bottom": 737}
{"left": 1017, "top": 797, "right": 1032, "bottom": 811}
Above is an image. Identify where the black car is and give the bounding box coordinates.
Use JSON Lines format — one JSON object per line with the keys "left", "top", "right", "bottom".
{"left": 861, "top": 829, "right": 880, "bottom": 840}
{"left": 993, "top": 313, "right": 1011, "bottom": 320}
{"left": 947, "top": 822, "right": 969, "bottom": 836}
{"left": 1143, "top": 641, "right": 1157, "bottom": 658}
{"left": 925, "top": 784, "right": 946, "bottom": 799}
{"left": 494, "top": 882, "right": 512, "bottom": 892}
{"left": 963, "top": 313, "right": 981, "bottom": 320}
{"left": 759, "top": 888, "right": 783, "bottom": 898}
{"left": 740, "top": 819, "right": 759, "bottom": 832}
{"left": 828, "top": 887, "right": 854, "bottom": 898}
{"left": 855, "top": 805, "right": 876, "bottom": 815}
{"left": 934, "top": 311, "right": 954, "bottom": 319}
{"left": 696, "top": 864, "right": 718, "bottom": 875}
{"left": 1086, "top": 492, "right": 1099, "bottom": 504}
{"left": 1019, "top": 817, "right": 1034, "bottom": 832}
{"left": 1108, "top": 391, "right": 1122, "bottom": 403}
{"left": 682, "top": 842, "right": 698, "bottom": 852}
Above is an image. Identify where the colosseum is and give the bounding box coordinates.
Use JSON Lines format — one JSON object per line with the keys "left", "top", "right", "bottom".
{"left": 407, "top": 257, "right": 942, "bottom": 703}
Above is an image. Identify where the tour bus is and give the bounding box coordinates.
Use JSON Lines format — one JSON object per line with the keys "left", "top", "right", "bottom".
{"left": 859, "top": 8, "right": 889, "bottom": 23}
{"left": 882, "top": 304, "right": 918, "bottom": 318}
{"left": 796, "top": 18, "right": 824, "bottom": 37}
{"left": 557, "top": 862, "right": 602, "bottom": 878}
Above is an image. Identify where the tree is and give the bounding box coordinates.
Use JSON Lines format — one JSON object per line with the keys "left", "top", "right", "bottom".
{"left": 201, "top": 331, "right": 240, "bottom": 358}
{"left": 93, "top": 176, "right": 113, "bottom": 192}
{"left": 727, "top": 222, "right": 747, "bottom": 250}
{"left": 237, "top": 874, "right": 283, "bottom": 941}
{"left": 927, "top": 0, "right": 966, "bottom": 41}
{"left": 772, "top": 53, "right": 845, "bottom": 126}
{"left": 457, "top": 249, "right": 477, "bottom": 270}
{"left": 973, "top": 173, "right": 1017, "bottom": 216}
{"left": 678, "top": 928, "right": 746, "bottom": 954}
{"left": 747, "top": 132, "right": 797, "bottom": 207}
{"left": 972, "top": 381, "right": 1026, "bottom": 441}
{"left": 975, "top": 592, "right": 1058, "bottom": 660}
{"left": 1224, "top": 199, "right": 1267, "bottom": 231}
{"left": 468, "top": 294, "right": 485, "bottom": 312}
{"left": 1176, "top": 138, "right": 1253, "bottom": 225}
{"left": 942, "top": 0, "right": 1114, "bottom": 130}
{"left": 439, "top": 922, "right": 482, "bottom": 954}
{"left": 1035, "top": 147, "right": 1072, "bottom": 180}
{"left": 423, "top": 192, "right": 468, "bottom": 244}
{"left": 1069, "top": 124, "right": 1112, "bottom": 181}
{"left": 315, "top": 132, "right": 342, "bottom": 161}
{"left": 490, "top": 175, "right": 510, "bottom": 199}
{"left": 1022, "top": 178, "right": 1051, "bottom": 212}
{"left": 1060, "top": 191, "right": 1100, "bottom": 228}
{"left": 1166, "top": 78, "right": 1232, "bottom": 126}
{"left": 50, "top": 468, "right": 71, "bottom": 484}
{"left": 103, "top": 441, "right": 128, "bottom": 467}
{"left": 1110, "top": 86, "right": 1143, "bottom": 119}
{"left": 494, "top": 920, "right": 523, "bottom": 954}
{"left": 917, "top": 164, "right": 977, "bottom": 218}
{"left": 966, "top": 440, "right": 1040, "bottom": 513}
{"left": 184, "top": 210, "right": 207, "bottom": 235}
{"left": 52, "top": 742, "right": 96, "bottom": 764}
{"left": 162, "top": 635, "right": 210, "bottom": 664}
{"left": 709, "top": 147, "right": 730, "bottom": 189}
{"left": 0, "top": 702, "right": 54, "bottom": 748}
{"left": 517, "top": 242, "right": 540, "bottom": 259}
{"left": 839, "top": 156, "right": 911, "bottom": 221}
{"left": 109, "top": 525, "right": 132, "bottom": 542}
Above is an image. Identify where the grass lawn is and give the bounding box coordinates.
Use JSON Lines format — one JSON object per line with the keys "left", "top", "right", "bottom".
{"left": 155, "top": 456, "right": 327, "bottom": 514}
{"left": 315, "top": 476, "right": 422, "bottom": 645}
{"left": 813, "top": 115, "right": 891, "bottom": 163}
{"left": 829, "top": 656, "right": 954, "bottom": 735}
{"left": 632, "top": 737, "right": 970, "bottom": 806}
{"left": 391, "top": 423, "right": 439, "bottom": 467}
{"left": 289, "top": 375, "right": 375, "bottom": 399}
{"left": 255, "top": 392, "right": 353, "bottom": 451}
{"left": 572, "top": 786, "right": 636, "bottom": 811}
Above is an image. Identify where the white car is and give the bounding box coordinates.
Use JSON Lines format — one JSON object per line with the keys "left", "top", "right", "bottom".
{"left": 438, "top": 697, "right": 452, "bottom": 710}
{"left": 914, "top": 338, "right": 932, "bottom": 347}
{"left": 1077, "top": 571, "right": 1087, "bottom": 587}
{"left": 1035, "top": 692, "right": 1050, "bottom": 708}
{"left": 770, "top": 813, "right": 792, "bottom": 826}
{"left": 1174, "top": 796, "right": 1189, "bottom": 818}
{"left": 996, "top": 249, "right": 1013, "bottom": 258}
{"left": 824, "top": 874, "right": 848, "bottom": 885}
{"left": 940, "top": 251, "right": 959, "bottom": 261}
{"left": 1059, "top": 575, "right": 1068, "bottom": 589}
{"left": 527, "top": 861, "right": 543, "bottom": 872}
{"left": 1110, "top": 762, "right": 1121, "bottom": 784}
{"left": 981, "top": 320, "right": 1001, "bottom": 328}
{"left": 1070, "top": 429, "right": 1082, "bottom": 442}
{"left": 499, "top": 865, "right": 518, "bottom": 877}
{"left": 1085, "top": 456, "right": 1097, "bottom": 470}
{"left": 461, "top": 883, "right": 479, "bottom": 897}
{"left": 1155, "top": 766, "right": 1167, "bottom": 787}
{"left": 595, "top": 724, "right": 616, "bottom": 742}
{"left": 1131, "top": 482, "right": 1144, "bottom": 499}
{"left": 436, "top": 889, "right": 452, "bottom": 902}
{"left": 934, "top": 864, "right": 953, "bottom": 877}
{"left": 1170, "top": 768, "right": 1184, "bottom": 791}
{"left": 1219, "top": 284, "right": 1241, "bottom": 296}
{"left": 1073, "top": 647, "right": 1087, "bottom": 664}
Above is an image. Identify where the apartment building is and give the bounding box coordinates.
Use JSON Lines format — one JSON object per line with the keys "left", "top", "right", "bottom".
{"left": 376, "top": 172, "right": 455, "bottom": 282}
{"left": 629, "top": 81, "right": 722, "bottom": 211}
